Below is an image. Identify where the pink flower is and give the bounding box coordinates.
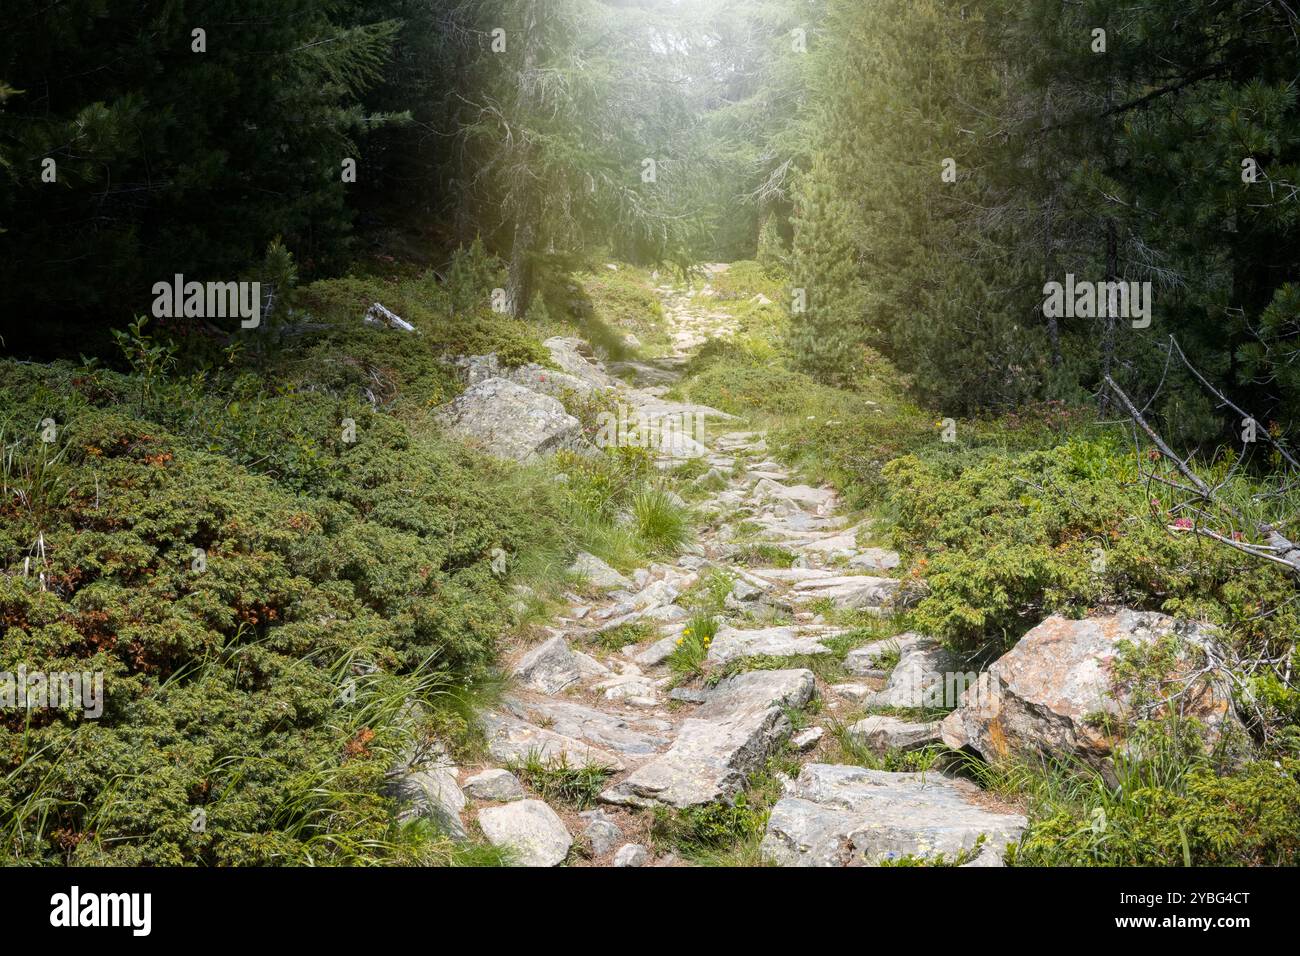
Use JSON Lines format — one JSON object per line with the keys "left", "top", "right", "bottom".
{"left": 1172, "top": 517, "right": 1193, "bottom": 530}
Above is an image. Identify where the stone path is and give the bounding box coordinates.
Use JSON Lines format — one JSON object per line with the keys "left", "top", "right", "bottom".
{"left": 429, "top": 266, "right": 1027, "bottom": 866}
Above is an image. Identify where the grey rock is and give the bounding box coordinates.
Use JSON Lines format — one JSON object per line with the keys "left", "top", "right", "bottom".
{"left": 478, "top": 800, "right": 572, "bottom": 867}
{"left": 793, "top": 574, "right": 899, "bottom": 610}
{"left": 843, "top": 632, "right": 930, "bottom": 675}
{"left": 544, "top": 336, "right": 616, "bottom": 388}
{"left": 613, "top": 844, "right": 651, "bottom": 868}
{"left": 848, "top": 548, "right": 902, "bottom": 572}
{"left": 668, "top": 686, "right": 710, "bottom": 704}
{"left": 730, "top": 576, "right": 765, "bottom": 602}
{"left": 633, "top": 635, "right": 680, "bottom": 668}
{"left": 436, "top": 377, "right": 586, "bottom": 462}
{"left": 761, "top": 764, "right": 1026, "bottom": 867}
{"left": 570, "top": 552, "right": 633, "bottom": 591}
{"left": 511, "top": 635, "right": 597, "bottom": 695}
{"left": 830, "top": 683, "right": 873, "bottom": 704}
{"left": 849, "top": 715, "right": 942, "bottom": 754}
{"left": 481, "top": 711, "right": 625, "bottom": 771}
{"left": 463, "top": 768, "right": 525, "bottom": 802}
{"left": 600, "top": 670, "right": 815, "bottom": 809}
{"left": 868, "top": 639, "right": 962, "bottom": 710}
{"left": 581, "top": 809, "right": 623, "bottom": 856}
{"left": 386, "top": 760, "right": 466, "bottom": 839}
{"left": 505, "top": 697, "right": 670, "bottom": 755}
{"left": 791, "top": 726, "right": 825, "bottom": 751}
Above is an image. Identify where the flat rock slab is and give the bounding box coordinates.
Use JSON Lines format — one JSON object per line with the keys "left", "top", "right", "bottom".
{"left": 504, "top": 697, "right": 670, "bottom": 755}
{"left": 600, "top": 669, "right": 814, "bottom": 808}
{"left": 463, "top": 769, "right": 525, "bottom": 802}
{"left": 478, "top": 799, "right": 572, "bottom": 866}
{"left": 754, "top": 478, "right": 837, "bottom": 513}
{"left": 481, "top": 712, "right": 625, "bottom": 771}
{"left": 849, "top": 715, "right": 942, "bottom": 754}
{"left": 706, "top": 624, "right": 838, "bottom": 665}
{"left": 793, "top": 574, "right": 899, "bottom": 610}
{"left": 761, "top": 764, "right": 1026, "bottom": 867}
{"left": 848, "top": 548, "right": 902, "bottom": 572}
{"left": 436, "top": 377, "right": 586, "bottom": 462}
{"left": 746, "top": 567, "right": 840, "bottom": 585}
{"left": 570, "top": 551, "right": 633, "bottom": 591}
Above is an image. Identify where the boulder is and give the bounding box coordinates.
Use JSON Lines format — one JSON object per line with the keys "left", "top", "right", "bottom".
{"left": 941, "top": 609, "right": 1242, "bottom": 771}
{"left": 761, "top": 764, "right": 1026, "bottom": 867}
{"left": 436, "top": 377, "right": 586, "bottom": 462}
{"left": 463, "top": 769, "right": 525, "bottom": 802}
{"left": 478, "top": 800, "right": 572, "bottom": 867}
{"left": 581, "top": 809, "right": 623, "bottom": 856}
{"left": 544, "top": 336, "right": 616, "bottom": 388}
{"left": 868, "top": 638, "right": 964, "bottom": 710}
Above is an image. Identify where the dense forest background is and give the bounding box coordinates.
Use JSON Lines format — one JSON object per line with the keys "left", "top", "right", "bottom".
{"left": 4, "top": 0, "right": 1295, "bottom": 445}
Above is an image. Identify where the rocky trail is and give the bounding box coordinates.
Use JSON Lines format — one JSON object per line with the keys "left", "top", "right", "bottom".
{"left": 401, "top": 266, "right": 1229, "bottom": 867}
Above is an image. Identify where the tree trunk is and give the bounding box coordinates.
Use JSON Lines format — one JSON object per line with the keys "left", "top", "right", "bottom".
{"left": 507, "top": 218, "right": 536, "bottom": 318}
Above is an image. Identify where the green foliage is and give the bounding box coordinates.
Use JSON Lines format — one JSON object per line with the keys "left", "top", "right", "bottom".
{"left": 651, "top": 790, "right": 768, "bottom": 855}
{"left": 630, "top": 487, "right": 691, "bottom": 555}
{"left": 508, "top": 752, "right": 611, "bottom": 810}
{"left": 668, "top": 614, "right": 719, "bottom": 680}
{"left": 0, "top": 348, "right": 614, "bottom": 865}
{"left": 0, "top": 0, "right": 403, "bottom": 342}
{"left": 983, "top": 727, "right": 1300, "bottom": 866}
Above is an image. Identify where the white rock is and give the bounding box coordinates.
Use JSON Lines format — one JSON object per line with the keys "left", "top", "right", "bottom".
{"left": 478, "top": 800, "right": 572, "bottom": 867}
{"left": 613, "top": 844, "right": 651, "bottom": 867}
{"left": 791, "top": 727, "right": 825, "bottom": 751}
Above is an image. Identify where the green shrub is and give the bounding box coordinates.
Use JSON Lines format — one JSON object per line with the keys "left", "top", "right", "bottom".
{"left": 630, "top": 486, "right": 691, "bottom": 555}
